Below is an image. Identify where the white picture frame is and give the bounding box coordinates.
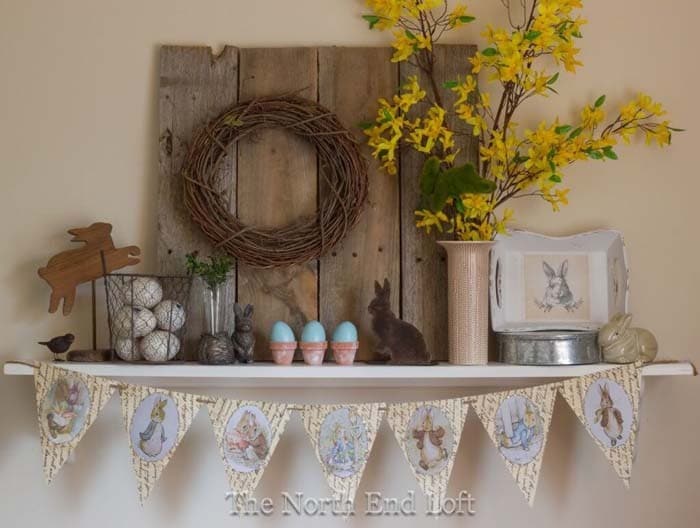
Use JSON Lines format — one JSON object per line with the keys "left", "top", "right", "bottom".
{"left": 490, "top": 230, "right": 629, "bottom": 332}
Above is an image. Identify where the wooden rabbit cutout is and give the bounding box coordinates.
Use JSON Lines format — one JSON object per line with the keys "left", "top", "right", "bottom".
{"left": 38, "top": 222, "right": 140, "bottom": 315}
{"left": 368, "top": 278, "right": 432, "bottom": 365}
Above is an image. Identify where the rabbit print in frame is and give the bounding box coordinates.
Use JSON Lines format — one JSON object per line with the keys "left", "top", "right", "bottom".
{"left": 490, "top": 230, "right": 629, "bottom": 332}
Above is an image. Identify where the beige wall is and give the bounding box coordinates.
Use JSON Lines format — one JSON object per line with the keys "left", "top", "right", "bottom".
{"left": 0, "top": 0, "right": 697, "bottom": 526}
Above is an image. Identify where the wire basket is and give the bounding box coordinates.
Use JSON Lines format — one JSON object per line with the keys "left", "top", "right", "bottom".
{"left": 104, "top": 273, "right": 192, "bottom": 363}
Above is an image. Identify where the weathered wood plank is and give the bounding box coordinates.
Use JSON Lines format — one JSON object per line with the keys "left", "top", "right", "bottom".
{"left": 399, "top": 44, "right": 479, "bottom": 361}
{"left": 236, "top": 48, "right": 319, "bottom": 360}
{"left": 158, "top": 46, "right": 239, "bottom": 358}
{"left": 318, "top": 47, "right": 400, "bottom": 361}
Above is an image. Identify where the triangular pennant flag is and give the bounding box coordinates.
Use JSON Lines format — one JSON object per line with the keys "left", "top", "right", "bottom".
{"left": 386, "top": 398, "right": 468, "bottom": 514}
{"left": 119, "top": 385, "right": 200, "bottom": 503}
{"left": 301, "top": 403, "right": 384, "bottom": 514}
{"left": 207, "top": 398, "right": 291, "bottom": 512}
{"left": 558, "top": 363, "right": 641, "bottom": 488}
{"left": 34, "top": 362, "right": 114, "bottom": 484}
{"left": 472, "top": 383, "right": 557, "bottom": 506}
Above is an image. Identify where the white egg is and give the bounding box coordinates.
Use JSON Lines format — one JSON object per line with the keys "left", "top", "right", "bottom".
{"left": 140, "top": 331, "right": 180, "bottom": 362}
{"left": 114, "top": 338, "right": 142, "bottom": 361}
{"left": 153, "top": 300, "right": 186, "bottom": 332}
{"left": 121, "top": 277, "right": 163, "bottom": 309}
{"left": 112, "top": 306, "right": 156, "bottom": 338}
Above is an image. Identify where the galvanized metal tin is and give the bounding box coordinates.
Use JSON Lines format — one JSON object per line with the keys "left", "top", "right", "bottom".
{"left": 497, "top": 330, "right": 600, "bottom": 365}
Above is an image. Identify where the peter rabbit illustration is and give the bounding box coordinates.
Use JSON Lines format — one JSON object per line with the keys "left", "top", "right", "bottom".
{"left": 535, "top": 259, "right": 583, "bottom": 312}
{"left": 368, "top": 278, "right": 431, "bottom": 364}
{"left": 226, "top": 410, "right": 269, "bottom": 465}
{"left": 139, "top": 397, "right": 168, "bottom": 457}
{"left": 46, "top": 378, "right": 83, "bottom": 439}
{"left": 412, "top": 409, "right": 448, "bottom": 471}
{"left": 232, "top": 303, "right": 256, "bottom": 363}
{"left": 500, "top": 405, "right": 538, "bottom": 451}
{"left": 594, "top": 383, "right": 624, "bottom": 447}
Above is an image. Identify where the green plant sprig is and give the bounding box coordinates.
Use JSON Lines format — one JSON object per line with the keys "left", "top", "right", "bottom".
{"left": 185, "top": 252, "right": 234, "bottom": 289}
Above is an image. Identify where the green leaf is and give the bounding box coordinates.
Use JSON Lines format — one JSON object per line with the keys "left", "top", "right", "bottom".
{"left": 603, "top": 147, "right": 618, "bottom": 160}
{"left": 572, "top": 30, "right": 583, "bottom": 38}
{"left": 549, "top": 174, "right": 562, "bottom": 183}
{"left": 568, "top": 127, "right": 583, "bottom": 139}
{"left": 588, "top": 150, "right": 604, "bottom": 160}
{"left": 454, "top": 199, "right": 466, "bottom": 214}
{"left": 524, "top": 30, "right": 542, "bottom": 41}
{"left": 555, "top": 125, "right": 573, "bottom": 135}
{"left": 420, "top": 157, "right": 442, "bottom": 198}
{"left": 357, "top": 120, "right": 374, "bottom": 130}
{"left": 405, "top": 29, "right": 417, "bottom": 40}
{"left": 381, "top": 108, "right": 393, "bottom": 123}
{"left": 442, "top": 80, "right": 459, "bottom": 89}
{"left": 547, "top": 72, "right": 560, "bottom": 85}
{"left": 513, "top": 154, "right": 530, "bottom": 164}
{"left": 481, "top": 47, "right": 499, "bottom": 57}
{"left": 362, "top": 14, "right": 381, "bottom": 29}
{"left": 459, "top": 15, "right": 476, "bottom": 23}
{"left": 422, "top": 162, "right": 495, "bottom": 212}
{"left": 549, "top": 159, "right": 556, "bottom": 172}
{"left": 546, "top": 85, "right": 559, "bottom": 95}
{"left": 594, "top": 95, "right": 606, "bottom": 108}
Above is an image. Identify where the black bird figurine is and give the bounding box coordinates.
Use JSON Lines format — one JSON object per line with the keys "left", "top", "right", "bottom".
{"left": 38, "top": 333, "right": 75, "bottom": 360}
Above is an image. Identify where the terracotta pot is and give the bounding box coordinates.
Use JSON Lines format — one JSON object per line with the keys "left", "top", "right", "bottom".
{"left": 270, "top": 342, "right": 297, "bottom": 365}
{"left": 300, "top": 341, "right": 327, "bottom": 365}
{"left": 331, "top": 342, "right": 359, "bottom": 365}
{"left": 438, "top": 241, "right": 495, "bottom": 365}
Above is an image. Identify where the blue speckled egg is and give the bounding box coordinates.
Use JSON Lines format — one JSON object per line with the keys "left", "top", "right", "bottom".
{"left": 332, "top": 321, "right": 358, "bottom": 343}
{"left": 269, "top": 321, "right": 296, "bottom": 343}
{"left": 301, "top": 320, "right": 326, "bottom": 342}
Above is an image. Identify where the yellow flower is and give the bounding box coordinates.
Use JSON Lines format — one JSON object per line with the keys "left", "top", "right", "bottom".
{"left": 391, "top": 30, "right": 416, "bottom": 62}
{"left": 415, "top": 209, "right": 449, "bottom": 234}
{"left": 581, "top": 104, "right": 605, "bottom": 129}
{"left": 449, "top": 4, "right": 473, "bottom": 27}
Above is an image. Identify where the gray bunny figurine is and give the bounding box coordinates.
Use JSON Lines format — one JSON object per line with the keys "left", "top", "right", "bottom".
{"left": 232, "top": 303, "right": 256, "bottom": 363}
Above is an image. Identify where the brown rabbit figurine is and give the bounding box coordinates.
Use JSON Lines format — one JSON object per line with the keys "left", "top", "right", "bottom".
{"left": 232, "top": 303, "right": 256, "bottom": 363}
{"left": 368, "top": 278, "right": 432, "bottom": 365}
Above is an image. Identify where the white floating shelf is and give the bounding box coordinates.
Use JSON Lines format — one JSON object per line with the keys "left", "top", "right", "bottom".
{"left": 3, "top": 361, "right": 694, "bottom": 388}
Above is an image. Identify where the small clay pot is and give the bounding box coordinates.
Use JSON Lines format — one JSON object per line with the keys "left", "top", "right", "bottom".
{"left": 270, "top": 342, "right": 297, "bottom": 365}
{"left": 331, "top": 342, "right": 359, "bottom": 365}
{"left": 300, "top": 341, "right": 327, "bottom": 365}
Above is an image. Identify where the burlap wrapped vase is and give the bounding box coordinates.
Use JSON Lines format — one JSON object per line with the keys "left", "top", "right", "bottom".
{"left": 438, "top": 241, "right": 494, "bottom": 365}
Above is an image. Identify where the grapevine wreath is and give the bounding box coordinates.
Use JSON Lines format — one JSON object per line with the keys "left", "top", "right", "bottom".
{"left": 182, "top": 96, "right": 368, "bottom": 269}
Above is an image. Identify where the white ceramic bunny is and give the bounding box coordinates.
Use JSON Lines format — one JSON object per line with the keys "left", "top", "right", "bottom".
{"left": 598, "top": 313, "right": 658, "bottom": 364}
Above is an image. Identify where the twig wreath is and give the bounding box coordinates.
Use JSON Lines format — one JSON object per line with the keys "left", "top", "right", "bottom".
{"left": 182, "top": 96, "right": 368, "bottom": 269}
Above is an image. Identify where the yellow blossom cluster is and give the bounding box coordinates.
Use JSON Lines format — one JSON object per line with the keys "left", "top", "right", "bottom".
{"left": 364, "top": 1, "right": 472, "bottom": 62}
{"left": 415, "top": 196, "right": 513, "bottom": 240}
{"left": 361, "top": 1, "right": 678, "bottom": 241}
{"left": 364, "top": 76, "right": 458, "bottom": 173}
{"left": 471, "top": 0, "right": 586, "bottom": 92}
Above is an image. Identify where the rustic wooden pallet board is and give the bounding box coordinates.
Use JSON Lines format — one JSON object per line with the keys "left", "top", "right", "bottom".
{"left": 158, "top": 46, "right": 239, "bottom": 355}
{"left": 236, "top": 48, "right": 319, "bottom": 360}
{"left": 157, "top": 45, "right": 477, "bottom": 362}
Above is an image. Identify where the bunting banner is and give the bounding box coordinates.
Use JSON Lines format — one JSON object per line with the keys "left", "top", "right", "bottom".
{"left": 16, "top": 361, "right": 654, "bottom": 508}
{"left": 386, "top": 398, "right": 468, "bottom": 514}
{"left": 558, "top": 362, "right": 641, "bottom": 487}
{"left": 206, "top": 398, "right": 292, "bottom": 512}
{"left": 301, "top": 404, "right": 384, "bottom": 513}
{"left": 472, "top": 383, "right": 557, "bottom": 506}
{"left": 119, "top": 385, "right": 200, "bottom": 503}
{"left": 33, "top": 362, "right": 114, "bottom": 484}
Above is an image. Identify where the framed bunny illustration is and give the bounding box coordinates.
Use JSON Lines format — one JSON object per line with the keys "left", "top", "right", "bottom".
{"left": 491, "top": 230, "right": 629, "bottom": 332}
